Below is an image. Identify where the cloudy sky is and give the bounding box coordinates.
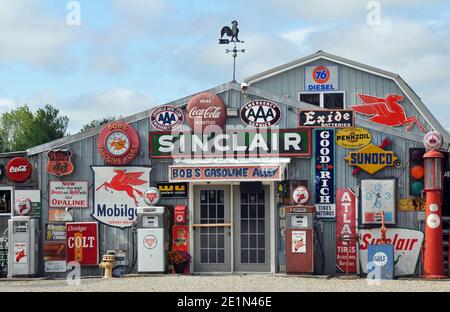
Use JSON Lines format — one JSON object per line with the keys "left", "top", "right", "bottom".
{"left": 0, "top": 0, "right": 449, "bottom": 134}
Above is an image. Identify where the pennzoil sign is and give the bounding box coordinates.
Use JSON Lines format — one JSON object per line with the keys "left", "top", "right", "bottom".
{"left": 344, "top": 143, "right": 398, "bottom": 174}
{"left": 336, "top": 128, "right": 372, "bottom": 149}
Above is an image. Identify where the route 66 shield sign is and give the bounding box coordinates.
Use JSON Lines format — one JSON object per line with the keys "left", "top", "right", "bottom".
{"left": 46, "top": 150, "right": 74, "bottom": 177}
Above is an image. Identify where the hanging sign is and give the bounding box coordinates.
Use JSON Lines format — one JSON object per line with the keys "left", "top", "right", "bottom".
{"left": 352, "top": 94, "right": 426, "bottom": 133}
{"left": 97, "top": 121, "right": 140, "bottom": 165}
{"left": 304, "top": 65, "right": 338, "bottom": 91}
{"left": 315, "top": 130, "right": 335, "bottom": 219}
{"left": 49, "top": 181, "right": 88, "bottom": 208}
{"left": 150, "top": 105, "right": 184, "bottom": 131}
{"left": 359, "top": 228, "right": 424, "bottom": 276}
{"left": 169, "top": 165, "right": 282, "bottom": 182}
{"left": 299, "top": 109, "right": 354, "bottom": 128}
{"left": 336, "top": 189, "right": 357, "bottom": 273}
{"left": 46, "top": 150, "right": 74, "bottom": 177}
{"left": 240, "top": 100, "right": 282, "bottom": 128}
{"left": 150, "top": 128, "right": 311, "bottom": 158}
{"left": 157, "top": 182, "right": 188, "bottom": 198}
{"left": 292, "top": 186, "right": 310, "bottom": 205}
{"left": 92, "top": 166, "right": 151, "bottom": 228}
{"left": 336, "top": 128, "right": 372, "bottom": 149}
{"left": 66, "top": 222, "right": 99, "bottom": 266}
{"left": 345, "top": 143, "right": 399, "bottom": 175}
{"left": 186, "top": 92, "right": 227, "bottom": 132}
{"left": 6, "top": 157, "right": 32, "bottom": 182}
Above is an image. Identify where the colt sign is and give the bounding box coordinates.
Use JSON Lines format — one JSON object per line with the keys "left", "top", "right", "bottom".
{"left": 92, "top": 166, "right": 151, "bottom": 228}
{"left": 66, "top": 222, "right": 99, "bottom": 266}
{"left": 240, "top": 100, "right": 282, "bottom": 128}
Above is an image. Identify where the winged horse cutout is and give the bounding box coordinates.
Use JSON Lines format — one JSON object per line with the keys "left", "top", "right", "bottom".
{"left": 352, "top": 94, "right": 426, "bottom": 132}
{"left": 96, "top": 170, "right": 147, "bottom": 206}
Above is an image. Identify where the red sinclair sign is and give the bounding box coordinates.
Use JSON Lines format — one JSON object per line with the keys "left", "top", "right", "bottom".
{"left": 66, "top": 222, "right": 99, "bottom": 266}
{"left": 336, "top": 188, "right": 357, "bottom": 274}
{"left": 185, "top": 92, "right": 227, "bottom": 132}
{"left": 6, "top": 157, "right": 32, "bottom": 182}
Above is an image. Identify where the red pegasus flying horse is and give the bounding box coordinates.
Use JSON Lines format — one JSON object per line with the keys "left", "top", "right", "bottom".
{"left": 96, "top": 170, "right": 147, "bottom": 206}
{"left": 352, "top": 94, "right": 426, "bottom": 132}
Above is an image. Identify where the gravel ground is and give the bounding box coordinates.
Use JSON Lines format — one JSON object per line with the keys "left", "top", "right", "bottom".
{"left": 1, "top": 274, "right": 450, "bottom": 292}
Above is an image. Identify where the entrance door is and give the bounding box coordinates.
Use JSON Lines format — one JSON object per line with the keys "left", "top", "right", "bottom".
{"left": 193, "top": 186, "right": 231, "bottom": 272}
{"left": 233, "top": 185, "right": 270, "bottom": 272}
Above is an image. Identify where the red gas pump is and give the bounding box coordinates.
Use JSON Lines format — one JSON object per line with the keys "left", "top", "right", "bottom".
{"left": 172, "top": 205, "right": 189, "bottom": 273}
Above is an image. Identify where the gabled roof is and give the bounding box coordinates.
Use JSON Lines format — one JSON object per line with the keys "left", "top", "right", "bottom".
{"left": 245, "top": 50, "right": 450, "bottom": 144}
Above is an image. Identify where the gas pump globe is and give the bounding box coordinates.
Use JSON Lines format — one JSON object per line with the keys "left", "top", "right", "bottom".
{"left": 422, "top": 131, "right": 445, "bottom": 278}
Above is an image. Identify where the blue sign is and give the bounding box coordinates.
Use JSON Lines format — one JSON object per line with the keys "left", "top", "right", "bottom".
{"left": 368, "top": 244, "right": 394, "bottom": 280}
{"left": 314, "top": 129, "right": 335, "bottom": 218}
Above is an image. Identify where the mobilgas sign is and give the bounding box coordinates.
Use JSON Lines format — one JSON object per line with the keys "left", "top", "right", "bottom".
{"left": 305, "top": 65, "right": 338, "bottom": 91}
{"left": 240, "top": 100, "right": 282, "bottom": 128}
{"left": 299, "top": 110, "right": 354, "bottom": 128}
{"left": 314, "top": 130, "right": 335, "bottom": 219}
{"left": 92, "top": 166, "right": 151, "bottom": 228}
{"left": 345, "top": 143, "right": 398, "bottom": 174}
{"left": 359, "top": 228, "right": 424, "bottom": 276}
{"left": 149, "top": 129, "right": 311, "bottom": 158}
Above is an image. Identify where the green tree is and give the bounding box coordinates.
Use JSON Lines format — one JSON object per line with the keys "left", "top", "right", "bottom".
{"left": 0, "top": 104, "right": 68, "bottom": 152}
{"left": 80, "top": 116, "right": 116, "bottom": 132}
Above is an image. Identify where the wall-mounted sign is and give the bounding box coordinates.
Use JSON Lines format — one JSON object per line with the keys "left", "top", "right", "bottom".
{"left": 299, "top": 109, "right": 354, "bottom": 128}
{"left": 143, "top": 187, "right": 161, "bottom": 206}
{"left": 0, "top": 187, "right": 13, "bottom": 214}
{"left": 291, "top": 230, "right": 306, "bottom": 253}
{"left": 240, "top": 100, "right": 282, "bottom": 128}
{"left": 336, "top": 128, "right": 372, "bottom": 149}
{"left": 157, "top": 182, "right": 188, "bottom": 198}
{"left": 14, "top": 190, "right": 40, "bottom": 217}
{"left": 97, "top": 121, "right": 140, "bottom": 165}
{"left": 315, "top": 130, "right": 335, "bottom": 219}
{"left": 66, "top": 222, "right": 99, "bottom": 266}
{"left": 304, "top": 65, "right": 338, "bottom": 91}
{"left": 345, "top": 143, "right": 398, "bottom": 175}
{"left": 44, "top": 242, "right": 66, "bottom": 261}
{"left": 92, "top": 166, "right": 151, "bottom": 228}
{"left": 6, "top": 157, "right": 32, "bottom": 182}
{"left": 46, "top": 150, "right": 74, "bottom": 177}
{"left": 398, "top": 197, "right": 425, "bottom": 212}
{"left": 292, "top": 186, "right": 310, "bottom": 205}
{"left": 336, "top": 189, "right": 357, "bottom": 273}
{"left": 45, "top": 223, "right": 66, "bottom": 241}
{"left": 186, "top": 92, "right": 227, "bottom": 132}
{"left": 150, "top": 105, "right": 184, "bottom": 131}
{"left": 49, "top": 181, "right": 88, "bottom": 209}
{"left": 352, "top": 94, "right": 426, "bottom": 133}
{"left": 361, "top": 179, "right": 396, "bottom": 225}
{"left": 359, "top": 228, "right": 424, "bottom": 276}
{"left": 169, "top": 165, "right": 282, "bottom": 182}
{"left": 0, "top": 164, "right": 4, "bottom": 178}
{"left": 423, "top": 131, "right": 443, "bottom": 151}
{"left": 49, "top": 208, "right": 73, "bottom": 222}
{"left": 45, "top": 260, "right": 67, "bottom": 273}
{"left": 14, "top": 198, "right": 31, "bottom": 216}
{"left": 150, "top": 129, "right": 311, "bottom": 158}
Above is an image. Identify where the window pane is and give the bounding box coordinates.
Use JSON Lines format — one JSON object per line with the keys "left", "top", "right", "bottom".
{"left": 258, "top": 235, "right": 265, "bottom": 248}
{"left": 257, "top": 220, "right": 265, "bottom": 233}
{"left": 218, "top": 190, "right": 224, "bottom": 203}
{"left": 258, "top": 250, "right": 265, "bottom": 264}
{"left": 209, "top": 250, "right": 217, "bottom": 263}
{"left": 201, "top": 205, "right": 208, "bottom": 219}
{"left": 249, "top": 194, "right": 257, "bottom": 203}
{"left": 249, "top": 205, "right": 257, "bottom": 218}
{"left": 323, "top": 93, "right": 344, "bottom": 109}
{"left": 217, "top": 205, "right": 224, "bottom": 218}
{"left": 257, "top": 205, "right": 265, "bottom": 218}
{"left": 201, "top": 250, "right": 208, "bottom": 263}
{"left": 218, "top": 249, "right": 225, "bottom": 263}
{"left": 241, "top": 204, "right": 248, "bottom": 218}
{"left": 249, "top": 235, "right": 257, "bottom": 248}
{"left": 257, "top": 192, "right": 264, "bottom": 203}
{"left": 241, "top": 220, "right": 248, "bottom": 233}
{"left": 209, "top": 235, "right": 216, "bottom": 248}
{"left": 241, "top": 250, "right": 248, "bottom": 263}
{"left": 201, "top": 234, "right": 208, "bottom": 248}
{"left": 300, "top": 93, "right": 320, "bottom": 106}
{"left": 218, "top": 235, "right": 224, "bottom": 248}
{"left": 208, "top": 190, "right": 216, "bottom": 203}
{"left": 249, "top": 221, "right": 257, "bottom": 233}
{"left": 241, "top": 234, "right": 249, "bottom": 248}
{"left": 241, "top": 193, "right": 248, "bottom": 203}
{"left": 200, "top": 191, "right": 207, "bottom": 203}
{"left": 250, "top": 250, "right": 257, "bottom": 263}
{"left": 209, "top": 205, "right": 216, "bottom": 219}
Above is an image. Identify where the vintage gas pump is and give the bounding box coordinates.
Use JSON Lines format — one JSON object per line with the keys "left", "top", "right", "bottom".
{"left": 285, "top": 205, "right": 315, "bottom": 273}
{"left": 422, "top": 131, "right": 445, "bottom": 278}
{"left": 172, "top": 205, "right": 189, "bottom": 273}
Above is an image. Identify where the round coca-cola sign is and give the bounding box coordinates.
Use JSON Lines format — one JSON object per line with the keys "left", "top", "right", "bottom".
{"left": 186, "top": 92, "right": 227, "bottom": 132}
{"left": 6, "top": 157, "right": 32, "bottom": 182}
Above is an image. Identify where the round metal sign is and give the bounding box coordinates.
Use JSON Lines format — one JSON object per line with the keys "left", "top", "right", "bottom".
{"left": 240, "top": 100, "right": 282, "bottom": 128}
{"left": 423, "top": 131, "right": 443, "bottom": 151}
{"left": 292, "top": 186, "right": 310, "bottom": 205}
{"left": 186, "top": 92, "right": 227, "bottom": 132}
{"left": 150, "top": 105, "right": 184, "bottom": 131}
{"left": 6, "top": 157, "right": 32, "bottom": 182}
{"left": 143, "top": 187, "right": 161, "bottom": 206}
{"left": 14, "top": 197, "right": 32, "bottom": 216}
{"left": 336, "top": 128, "right": 372, "bottom": 149}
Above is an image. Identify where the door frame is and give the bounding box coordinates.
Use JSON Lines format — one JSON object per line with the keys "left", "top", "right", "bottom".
{"left": 189, "top": 181, "right": 275, "bottom": 273}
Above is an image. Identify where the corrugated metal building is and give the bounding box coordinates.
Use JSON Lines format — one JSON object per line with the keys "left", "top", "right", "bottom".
{"left": 1, "top": 51, "right": 449, "bottom": 277}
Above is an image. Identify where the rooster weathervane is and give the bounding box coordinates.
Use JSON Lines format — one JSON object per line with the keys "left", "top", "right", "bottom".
{"left": 219, "top": 20, "right": 245, "bottom": 82}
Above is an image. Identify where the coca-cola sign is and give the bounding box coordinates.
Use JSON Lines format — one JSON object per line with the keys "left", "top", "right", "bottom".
{"left": 185, "top": 92, "right": 227, "bottom": 132}
{"left": 6, "top": 157, "right": 32, "bottom": 182}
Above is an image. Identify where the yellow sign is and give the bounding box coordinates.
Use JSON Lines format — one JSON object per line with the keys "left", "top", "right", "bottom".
{"left": 336, "top": 128, "right": 372, "bottom": 149}
{"left": 345, "top": 144, "right": 398, "bottom": 174}
{"left": 399, "top": 197, "right": 425, "bottom": 211}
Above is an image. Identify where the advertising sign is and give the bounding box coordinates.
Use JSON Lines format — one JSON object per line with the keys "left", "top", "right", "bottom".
{"left": 172, "top": 225, "right": 189, "bottom": 252}
{"left": 150, "top": 105, "right": 184, "bottom": 131}
{"left": 240, "top": 100, "right": 282, "bottom": 128}
{"left": 92, "top": 166, "right": 151, "bottom": 228}
{"left": 7, "top": 157, "right": 32, "bottom": 182}
{"left": 14, "top": 190, "right": 40, "bottom": 217}
{"left": 45, "top": 223, "right": 66, "bottom": 241}
{"left": 150, "top": 129, "right": 311, "bottom": 158}
{"left": 45, "top": 261, "right": 67, "bottom": 273}
{"left": 0, "top": 164, "right": 4, "bottom": 178}
{"left": 186, "top": 92, "right": 227, "bottom": 131}
{"left": 335, "top": 128, "right": 372, "bottom": 149}
{"left": 66, "top": 222, "right": 99, "bottom": 266}
{"left": 49, "top": 181, "right": 88, "bottom": 208}
{"left": 361, "top": 179, "right": 396, "bottom": 225}
{"left": 291, "top": 230, "right": 306, "bottom": 253}
{"left": 315, "top": 130, "right": 335, "bottom": 219}
{"left": 49, "top": 208, "right": 73, "bottom": 222}
{"left": 299, "top": 109, "right": 354, "bottom": 128}
{"left": 170, "top": 165, "right": 282, "bottom": 182}
{"left": 304, "top": 65, "right": 338, "bottom": 91}
{"left": 359, "top": 228, "right": 424, "bottom": 276}
{"left": 46, "top": 150, "right": 74, "bottom": 177}
{"left": 157, "top": 182, "right": 188, "bottom": 198}
{"left": 143, "top": 187, "right": 161, "bottom": 206}
{"left": 44, "top": 242, "right": 66, "bottom": 261}
{"left": 292, "top": 186, "right": 310, "bottom": 205}
{"left": 13, "top": 243, "right": 28, "bottom": 264}
{"left": 345, "top": 143, "right": 398, "bottom": 174}
{"left": 368, "top": 244, "right": 394, "bottom": 280}
{"left": 336, "top": 189, "right": 357, "bottom": 273}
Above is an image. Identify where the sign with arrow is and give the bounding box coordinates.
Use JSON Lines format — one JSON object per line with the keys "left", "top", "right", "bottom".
{"left": 315, "top": 129, "right": 335, "bottom": 219}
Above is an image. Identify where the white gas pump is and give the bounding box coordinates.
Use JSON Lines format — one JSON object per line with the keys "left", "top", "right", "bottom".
{"left": 136, "top": 207, "right": 166, "bottom": 272}
{"left": 8, "top": 216, "right": 39, "bottom": 277}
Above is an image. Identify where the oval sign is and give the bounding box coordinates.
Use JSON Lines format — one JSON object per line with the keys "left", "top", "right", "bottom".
{"left": 6, "top": 157, "right": 32, "bottom": 182}
{"left": 240, "top": 100, "right": 282, "bottom": 128}
{"left": 186, "top": 92, "right": 227, "bottom": 132}
{"left": 143, "top": 187, "right": 161, "bottom": 206}
{"left": 336, "top": 127, "right": 372, "bottom": 149}
{"left": 150, "top": 105, "right": 184, "bottom": 131}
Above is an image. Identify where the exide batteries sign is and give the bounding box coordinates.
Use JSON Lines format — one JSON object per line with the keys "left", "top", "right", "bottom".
{"left": 314, "top": 130, "right": 335, "bottom": 218}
